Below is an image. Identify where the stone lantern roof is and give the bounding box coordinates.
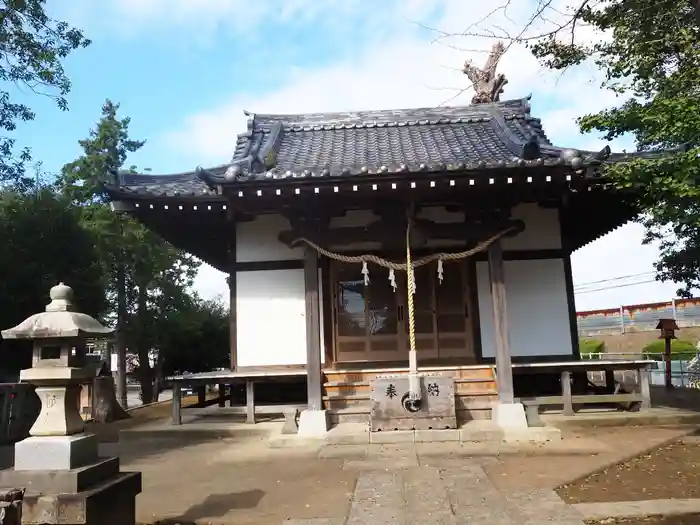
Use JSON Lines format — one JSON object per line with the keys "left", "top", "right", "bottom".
{"left": 1, "top": 283, "right": 114, "bottom": 340}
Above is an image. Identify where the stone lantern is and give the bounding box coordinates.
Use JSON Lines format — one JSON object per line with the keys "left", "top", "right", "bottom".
{"left": 2, "top": 283, "right": 112, "bottom": 454}
{"left": 0, "top": 283, "right": 141, "bottom": 524}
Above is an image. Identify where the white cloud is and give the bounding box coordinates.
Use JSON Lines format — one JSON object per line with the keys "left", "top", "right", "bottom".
{"left": 148, "top": 0, "right": 679, "bottom": 310}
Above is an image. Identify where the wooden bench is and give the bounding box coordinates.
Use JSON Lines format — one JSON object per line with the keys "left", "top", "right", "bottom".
{"left": 168, "top": 369, "right": 307, "bottom": 426}
{"left": 512, "top": 359, "right": 656, "bottom": 425}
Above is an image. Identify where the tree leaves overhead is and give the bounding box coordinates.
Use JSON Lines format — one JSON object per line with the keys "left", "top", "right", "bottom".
{"left": 529, "top": 0, "right": 700, "bottom": 296}
{"left": 0, "top": 188, "right": 106, "bottom": 376}
{"left": 58, "top": 99, "right": 203, "bottom": 403}
{"left": 0, "top": 188, "right": 105, "bottom": 322}
{"left": 0, "top": 0, "right": 90, "bottom": 185}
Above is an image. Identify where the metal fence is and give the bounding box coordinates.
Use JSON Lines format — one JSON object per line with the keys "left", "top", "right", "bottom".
{"left": 577, "top": 298, "right": 700, "bottom": 337}
{"left": 581, "top": 351, "right": 700, "bottom": 389}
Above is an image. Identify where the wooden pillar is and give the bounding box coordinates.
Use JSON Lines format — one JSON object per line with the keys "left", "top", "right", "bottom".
{"left": 304, "top": 248, "right": 323, "bottom": 411}
{"left": 488, "top": 239, "right": 515, "bottom": 404}
{"left": 171, "top": 383, "right": 182, "bottom": 425}
{"left": 227, "top": 208, "right": 238, "bottom": 371}
{"left": 246, "top": 379, "right": 255, "bottom": 424}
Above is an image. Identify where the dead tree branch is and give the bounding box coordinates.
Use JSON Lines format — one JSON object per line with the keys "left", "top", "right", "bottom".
{"left": 463, "top": 41, "right": 508, "bottom": 103}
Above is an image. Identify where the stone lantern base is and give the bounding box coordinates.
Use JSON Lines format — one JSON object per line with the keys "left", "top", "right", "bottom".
{"left": 0, "top": 442, "right": 141, "bottom": 525}
{"left": 1, "top": 365, "right": 142, "bottom": 524}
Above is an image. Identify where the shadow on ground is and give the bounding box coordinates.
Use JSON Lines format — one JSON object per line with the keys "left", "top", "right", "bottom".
{"left": 118, "top": 422, "right": 274, "bottom": 464}
{"left": 110, "top": 410, "right": 283, "bottom": 464}
{"left": 148, "top": 489, "right": 266, "bottom": 524}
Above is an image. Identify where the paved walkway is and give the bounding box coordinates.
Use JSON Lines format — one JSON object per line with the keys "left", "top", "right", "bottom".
{"left": 283, "top": 463, "right": 586, "bottom": 525}
{"left": 121, "top": 420, "right": 691, "bottom": 524}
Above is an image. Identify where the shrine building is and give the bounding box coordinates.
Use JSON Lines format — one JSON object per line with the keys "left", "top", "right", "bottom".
{"left": 105, "top": 52, "right": 662, "bottom": 430}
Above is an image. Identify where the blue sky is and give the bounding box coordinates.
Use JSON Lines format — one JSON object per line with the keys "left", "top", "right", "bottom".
{"left": 14, "top": 0, "right": 679, "bottom": 309}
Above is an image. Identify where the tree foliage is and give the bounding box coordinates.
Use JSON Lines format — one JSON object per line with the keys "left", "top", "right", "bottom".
{"left": 643, "top": 338, "right": 697, "bottom": 359}
{"left": 0, "top": 188, "right": 105, "bottom": 377}
{"left": 528, "top": 0, "right": 700, "bottom": 296}
{"left": 152, "top": 295, "right": 230, "bottom": 377}
{"left": 59, "top": 100, "right": 201, "bottom": 403}
{"left": 0, "top": 0, "right": 90, "bottom": 186}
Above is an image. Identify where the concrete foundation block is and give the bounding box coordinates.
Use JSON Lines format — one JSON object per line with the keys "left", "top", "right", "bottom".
{"left": 491, "top": 402, "right": 528, "bottom": 430}
{"left": 459, "top": 426, "right": 505, "bottom": 443}
{"left": 15, "top": 433, "right": 98, "bottom": 471}
{"left": 369, "top": 430, "right": 415, "bottom": 444}
{"left": 325, "top": 426, "right": 369, "bottom": 445}
{"left": 503, "top": 426, "right": 563, "bottom": 443}
{"left": 414, "top": 429, "right": 460, "bottom": 443}
{"left": 98, "top": 441, "right": 119, "bottom": 458}
{"left": 21, "top": 471, "right": 142, "bottom": 525}
{"left": 298, "top": 410, "right": 330, "bottom": 438}
{"left": 0, "top": 457, "right": 120, "bottom": 495}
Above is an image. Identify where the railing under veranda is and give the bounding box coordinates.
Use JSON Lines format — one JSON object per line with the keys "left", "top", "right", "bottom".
{"left": 581, "top": 350, "right": 700, "bottom": 388}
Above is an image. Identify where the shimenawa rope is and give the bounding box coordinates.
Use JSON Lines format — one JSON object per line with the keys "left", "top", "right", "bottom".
{"left": 290, "top": 226, "right": 516, "bottom": 270}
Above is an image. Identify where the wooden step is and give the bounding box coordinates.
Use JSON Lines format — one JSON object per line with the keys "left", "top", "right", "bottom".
{"left": 322, "top": 384, "right": 495, "bottom": 398}
{"left": 323, "top": 364, "right": 498, "bottom": 415}
{"left": 323, "top": 365, "right": 495, "bottom": 384}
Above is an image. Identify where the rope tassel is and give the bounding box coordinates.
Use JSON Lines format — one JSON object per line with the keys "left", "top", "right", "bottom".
{"left": 361, "top": 261, "right": 370, "bottom": 285}
{"left": 437, "top": 259, "right": 444, "bottom": 284}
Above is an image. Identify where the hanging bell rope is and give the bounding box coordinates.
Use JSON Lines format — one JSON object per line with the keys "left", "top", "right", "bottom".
{"left": 290, "top": 225, "right": 516, "bottom": 270}
{"left": 406, "top": 217, "right": 420, "bottom": 399}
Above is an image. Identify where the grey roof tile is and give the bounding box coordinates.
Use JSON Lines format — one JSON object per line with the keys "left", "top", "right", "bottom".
{"left": 106, "top": 97, "right": 675, "bottom": 198}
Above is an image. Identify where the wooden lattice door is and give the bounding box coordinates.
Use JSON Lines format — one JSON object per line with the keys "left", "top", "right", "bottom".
{"left": 331, "top": 260, "right": 474, "bottom": 363}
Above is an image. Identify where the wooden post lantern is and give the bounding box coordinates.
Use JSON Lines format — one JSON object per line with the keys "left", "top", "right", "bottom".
{"left": 656, "top": 318, "right": 678, "bottom": 340}
{"left": 656, "top": 318, "right": 678, "bottom": 389}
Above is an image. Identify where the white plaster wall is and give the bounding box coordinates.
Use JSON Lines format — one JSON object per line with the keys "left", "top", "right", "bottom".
{"left": 502, "top": 203, "right": 561, "bottom": 251}
{"left": 476, "top": 259, "right": 573, "bottom": 358}
{"left": 236, "top": 268, "right": 325, "bottom": 368}
{"left": 237, "top": 214, "right": 304, "bottom": 263}
{"left": 329, "top": 204, "right": 561, "bottom": 251}
{"left": 233, "top": 205, "right": 562, "bottom": 366}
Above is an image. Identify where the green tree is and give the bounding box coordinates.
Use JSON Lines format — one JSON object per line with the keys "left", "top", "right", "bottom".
{"left": 0, "top": 188, "right": 105, "bottom": 377}
{"left": 137, "top": 294, "right": 229, "bottom": 400}
{"left": 0, "top": 0, "right": 90, "bottom": 186}
{"left": 158, "top": 295, "right": 230, "bottom": 376}
{"left": 59, "top": 100, "right": 201, "bottom": 405}
{"left": 528, "top": 0, "right": 700, "bottom": 295}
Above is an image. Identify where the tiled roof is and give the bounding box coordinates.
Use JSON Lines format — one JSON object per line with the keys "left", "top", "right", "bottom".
{"left": 114, "top": 169, "right": 224, "bottom": 199}
{"left": 108, "top": 96, "right": 674, "bottom": 198}
{"left": 218, "top": 97, "right": 561, "bottom": 182}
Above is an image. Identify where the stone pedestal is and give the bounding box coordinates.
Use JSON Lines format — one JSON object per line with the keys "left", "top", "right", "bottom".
{"left": 491, "top": 402, "right": 528, "bottom": 429}
{"left": 0, "top": 441, "right": 141, "bottom": 524}
{"left": 297, "top": 409, "right": 330, "bottom": 437}
{"left": 15, "top": 434, "right": 98, "bottom": 471}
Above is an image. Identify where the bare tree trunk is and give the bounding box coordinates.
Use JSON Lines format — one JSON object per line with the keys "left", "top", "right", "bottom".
{"left": 115, "top": 257, "right": 128, "bottom": 409}
{"left": 152, "top": 350, "right": 163, "bottom": 403}
{"left": 136, "top": 285, "right": 155, "bottom": 405}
